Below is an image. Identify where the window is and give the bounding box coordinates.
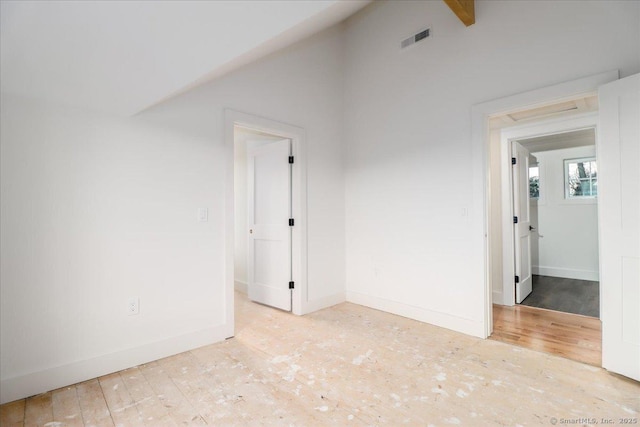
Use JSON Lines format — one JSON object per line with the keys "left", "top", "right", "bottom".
{"left": 529, "top": 165, "right": 539, "bottom": 199}
{"left": 565, "top": 157, "right": 597, "bottom": 198}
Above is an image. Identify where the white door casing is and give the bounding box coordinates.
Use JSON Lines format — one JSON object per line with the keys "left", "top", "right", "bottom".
{"left": 512, "top": 141, "right": 533, "bottom": 303}
{"left": 247, "top": 139, "right": 292, "bottom": 311}
{"left": 473, "top": 70, "right": 618, "bottom": 338}
{"left": 598, "top": 73, "right": 640, "bottom": 381}
{"left": 225, "top": 110, "right": 308, "bottom": 323}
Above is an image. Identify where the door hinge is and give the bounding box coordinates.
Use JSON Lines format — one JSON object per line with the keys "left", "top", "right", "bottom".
{"left": 511, "top": 157, "right": 516, "bottom": 165}
{"left": 289, "top": 218, "right": 294, "bottom": 226}
{"left": 513, "top": 216, "right": 518, "bottom": 224}
{"left": 515, "top": 275, "right": 520, "bottom": 284}
{"left": 289, "top": 281, "right": 295, "bottom": 289}
{"left": 289, "top": 156, "right": 294, "bottom": 164}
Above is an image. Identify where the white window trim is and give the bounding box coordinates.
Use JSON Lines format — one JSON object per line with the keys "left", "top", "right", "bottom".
{"left": 564, "top": 156, "right": 597, "bottom": 201}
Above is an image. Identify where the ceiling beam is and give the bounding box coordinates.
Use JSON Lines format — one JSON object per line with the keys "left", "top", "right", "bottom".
{"left": 443, "top": 0, "right": 475, "bottom": 27}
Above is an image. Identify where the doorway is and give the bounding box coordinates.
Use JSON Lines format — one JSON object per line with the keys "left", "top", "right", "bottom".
{"left": 497, "top": 115, "right": 601, "bottom": 314}
{"left": 488, "top": 99, "right": 603, "bottom": 365}
{"left": 515, "top": 128, "right": 600, "bottom": 318}
{"left": 472, "top": 70, "right": 640, "bottom": 380}
{"left": 234, "top": 126, "right": 293, "bottom": 311}
{"left": 475, "top": 71, "right": 640, "bottom": 381}
{"left": 224, "top": 110, "right": 308, "bottom": 333}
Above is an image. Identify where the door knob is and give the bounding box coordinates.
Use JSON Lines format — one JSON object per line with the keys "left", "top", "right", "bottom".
{"left": 529, "top": 225, "right": 536, "bottom": 231}
{"left": 249, "top": 229, "right": 253, "bottom": 234}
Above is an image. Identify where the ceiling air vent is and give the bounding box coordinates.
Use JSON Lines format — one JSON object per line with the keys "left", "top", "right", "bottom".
{"left": 401, "top": 27, "right": 431, "bottom": 49}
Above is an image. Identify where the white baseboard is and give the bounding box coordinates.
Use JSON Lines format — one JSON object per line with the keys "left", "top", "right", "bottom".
{"left": 0, "top": 324, "right": 229, "bottom": 405}
{"left": 346, "top": 291, "right": 484, "bottom": 338}
{"left": 302, "top": 292, "right": 346, "bottom": 314}
{"left": 235, "top": 280, "right": 248, "bottom": 294}
{"left": 532, "top": 266, "right": 599, "bottom": 281}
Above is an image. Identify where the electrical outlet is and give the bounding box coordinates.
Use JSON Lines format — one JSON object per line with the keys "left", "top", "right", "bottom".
{"left": 127, "top": 297, "right": 140, "bottom": 315}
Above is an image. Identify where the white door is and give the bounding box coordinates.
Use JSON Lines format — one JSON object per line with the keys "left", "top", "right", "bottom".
{"left": 247, "top": 139, "right": 292, "bottom": 311}
{"left": 599, "top": 73, "right": 640, "bottom": 380}
{"left": 512, "top": 141, "right": 533, "bottom": 303}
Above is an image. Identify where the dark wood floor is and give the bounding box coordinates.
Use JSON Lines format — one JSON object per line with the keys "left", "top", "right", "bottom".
{"left": 520, "top": 275, "right": 599, "bottom": 317}
{"left": 491, "top": 304, "right": 602, "bottom": 366}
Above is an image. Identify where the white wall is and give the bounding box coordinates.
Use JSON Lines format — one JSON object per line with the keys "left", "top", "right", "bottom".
{"left": 531, "top": 145, "right": 599, "bottom": 280}
{"left": 0, "top": 94, "right": 227, "bottom": 403}
{"left": 1, "top": 24, "right": 346, "bottom": 404}
{"left": 233, "top": 127, "right": 283, "bottom": 292}
{"left": 343, "top": 0, "right": 639, "bottom": 336}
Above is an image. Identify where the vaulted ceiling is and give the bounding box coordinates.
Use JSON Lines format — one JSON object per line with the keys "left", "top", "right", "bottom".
{"left": 0, "top": 1, "right": 369, "bottom": 116}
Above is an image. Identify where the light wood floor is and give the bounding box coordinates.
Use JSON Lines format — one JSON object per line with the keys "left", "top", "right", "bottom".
{"left": 490, "top": 304, "right": 602, "bottom": 366}
{"left": 2, "top": 293, "right": 636, "bottom": 426}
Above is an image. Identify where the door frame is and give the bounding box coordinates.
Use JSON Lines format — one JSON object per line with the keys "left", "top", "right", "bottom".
{"left": 471, "top": 70, "right": 619, "bottom": 338}
{"left": 498, "top": 113, "right": 599, "bottom": 307}
{"left": 224, "top": 109, "right": 308, "bottom": 330}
